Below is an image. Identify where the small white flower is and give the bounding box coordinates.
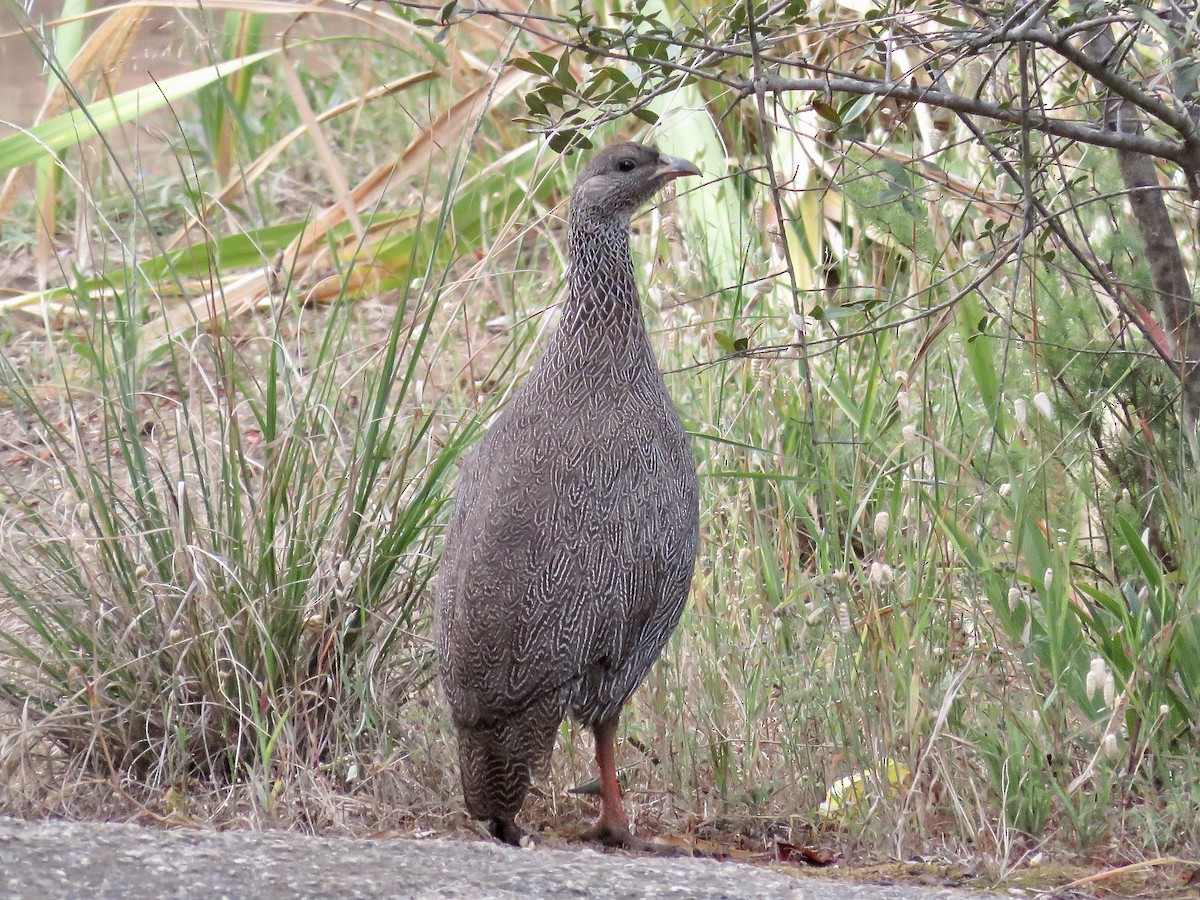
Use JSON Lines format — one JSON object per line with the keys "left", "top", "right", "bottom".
{"left": 1101, "top": 733, "right": 1119, "bottom": 760}
{"left": 999, "top": 482, "right": 1012, "bottom": 499}
{"left": 1033, "top": 391, "right": 1055, "bottom": 422}
{"left": 1159, "top": 704, "right": 1170, "bottom": 718}
{"left": 873, "top": 511, "right": 890, "bottom": 540}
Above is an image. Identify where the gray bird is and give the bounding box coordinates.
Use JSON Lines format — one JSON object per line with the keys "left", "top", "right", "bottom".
{"left": 434, "top": 142, "right": 701, "bottom": 849}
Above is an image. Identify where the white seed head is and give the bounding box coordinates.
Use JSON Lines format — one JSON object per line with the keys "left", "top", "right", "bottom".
{"left": 754, "top": 278, "right": 773, "bottom": 296}
{"left": 999, "top": 482, "right": 1012, "bottom": 499}
{"left": 134, "top": 563, "right": 149, "bottom": 582}
{"left": 1120, "top": 489, "right": 1131, "bottom": 506}
{"left": 838, "top": 601, "right": 852, "bottom": 633}
{"left": 1013, "top": 398, "right": 1027, "bottom": 429}
{"left": 869, "top": 561, "right": 894, "bottom": 585}
{"left": 1103, "top": 673, "right": 1116, "bottom": 708}
{"left": 902, "top": 424, "right": 918, "bottom": 445}
{"left": 1137, "top": 585, "right": 1149, "bottom": 604}
{"left": 1043, "top": 568, "right": 1054, "bottom": 591}
{"left": 896, "top": 390, "right": 911, "bottom": 418}
{"left": 1007, "top": 587, "right": 1021, "bottom": 610}
{"left": 1086, "top": 657, "right": 1107, "bottom": 700}
{"left": 736, "top": 546, "right": 752, "bottom": 569}
{"left": 1101, "top": 733, "right": 1119, "bottom": 760}
{"left": 1033, "top": 391, "right": 1055, "bottom": 422}
{"left": 788, "top": 313, "right": 806, "bottom": 332}
{"left": 873, "top": 511, "right": 890, "bottom": 540}
{"left": 894, "top": 370, "right": 909, "bottom": 385}
{"left": 1159, "top": 704, "right": 1170, "bottom": 718}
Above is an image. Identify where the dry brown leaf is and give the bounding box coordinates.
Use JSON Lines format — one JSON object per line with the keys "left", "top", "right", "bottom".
{"left": 776, "top": 841, "right": 839, "bottom": 866}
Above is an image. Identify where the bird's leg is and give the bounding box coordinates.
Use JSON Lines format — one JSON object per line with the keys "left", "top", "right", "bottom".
{"left": 580, "top": 715, "right": 650, "bottom": 850}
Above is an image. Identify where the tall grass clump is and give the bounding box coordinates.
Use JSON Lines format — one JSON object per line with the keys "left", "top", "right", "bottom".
{"left": 0, "top": 260, "right": 477, "bottom": 800}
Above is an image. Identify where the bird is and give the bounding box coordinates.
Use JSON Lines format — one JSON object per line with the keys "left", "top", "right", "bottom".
{"left": 433, "top": 141, "right": 701, "bottom": 849}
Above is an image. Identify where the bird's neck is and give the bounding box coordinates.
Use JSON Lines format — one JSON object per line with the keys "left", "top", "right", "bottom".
{"left": 552, "top": 215, "right": 651, "bottom": 361}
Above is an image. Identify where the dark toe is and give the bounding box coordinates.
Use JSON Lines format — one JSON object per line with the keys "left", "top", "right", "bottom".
{"left": 487, "top": 818, "right": 523, "bottom": 846}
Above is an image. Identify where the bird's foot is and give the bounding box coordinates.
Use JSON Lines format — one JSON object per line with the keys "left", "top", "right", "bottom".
{"left": 579, "top": 818, "right": 652, "bottom": 851}
{"left": 487, "top": 817, "right": 524, "bottom": 846}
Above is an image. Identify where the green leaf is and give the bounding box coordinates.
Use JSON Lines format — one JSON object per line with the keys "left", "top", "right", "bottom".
{"left": 512, "top": 57, "right": 549, "bottom": 76}
{"left": 840, "top": 93, "right": 873, "bottom": 126}
{"left": 959, "top": 293, "right": 1004, "bottom": 441}
{"left": 812, "top": 99, "right": 841, "bottom": 126}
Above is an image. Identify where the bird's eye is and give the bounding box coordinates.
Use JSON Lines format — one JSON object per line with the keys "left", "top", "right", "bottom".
{"left": 616, "top": 158, "right": 636, "bottom": 172}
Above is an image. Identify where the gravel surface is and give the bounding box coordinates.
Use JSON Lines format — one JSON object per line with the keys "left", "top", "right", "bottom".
{"left": 0, "top": 817, "right": 1001, "bottom": 899}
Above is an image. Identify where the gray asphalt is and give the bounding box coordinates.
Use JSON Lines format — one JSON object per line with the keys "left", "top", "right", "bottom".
{"left": 0, "top": 816, "right": 1001, "bottom": 899}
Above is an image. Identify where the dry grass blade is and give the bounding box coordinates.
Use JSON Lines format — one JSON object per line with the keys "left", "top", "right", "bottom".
{"left": 154, "top": 65, "right": 533, "bottom": 345}
{"left": 164, "top": 70, "right": 436, "bottom": 252}
{"left": 277, "top": 34, "right": 364, "bottom": 243}
{"left": 288, "top": 65, "right": 531, "bottom": 262}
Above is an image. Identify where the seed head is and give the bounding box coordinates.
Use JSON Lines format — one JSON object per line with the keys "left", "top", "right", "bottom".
{"left": 1033, "top": 391, "right": 1055, "bottom": 422}
{"left": 873, "top": 511, "right": 890, "bottom": 540}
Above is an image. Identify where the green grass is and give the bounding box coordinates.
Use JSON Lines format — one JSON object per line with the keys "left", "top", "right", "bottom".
{"left": 0, "top": 1, "right": 1197, "bottom": 890}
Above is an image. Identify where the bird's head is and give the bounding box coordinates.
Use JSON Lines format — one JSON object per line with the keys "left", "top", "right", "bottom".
{"left": 570, "top": 142, "right": 701, "bottom": 225}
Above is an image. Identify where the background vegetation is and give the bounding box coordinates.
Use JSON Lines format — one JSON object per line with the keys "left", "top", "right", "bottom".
{"left": 0, "top": 0, "right": 1197, "bottom": 890}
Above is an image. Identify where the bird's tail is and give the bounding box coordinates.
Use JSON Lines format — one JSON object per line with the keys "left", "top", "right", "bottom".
{"left": 457, "top": 693, "right": 561, "bottom": 838}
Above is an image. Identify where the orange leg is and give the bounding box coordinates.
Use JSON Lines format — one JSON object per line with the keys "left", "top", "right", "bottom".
{"left": 580, "top": 715, "right": 649, "bottom": 850}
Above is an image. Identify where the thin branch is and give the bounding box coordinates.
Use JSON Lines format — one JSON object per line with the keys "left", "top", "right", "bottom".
{"left": 737, "top": 74, "right": 1188, "bottom": 164}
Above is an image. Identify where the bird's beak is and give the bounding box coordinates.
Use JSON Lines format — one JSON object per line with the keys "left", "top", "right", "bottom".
{"left": 655, "top": 155, "right": 702, "bottom": 182}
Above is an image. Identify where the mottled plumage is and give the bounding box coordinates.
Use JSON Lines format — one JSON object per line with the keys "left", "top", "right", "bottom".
{"left": 434, "top": 142, "right": 701, "bottom": 847}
